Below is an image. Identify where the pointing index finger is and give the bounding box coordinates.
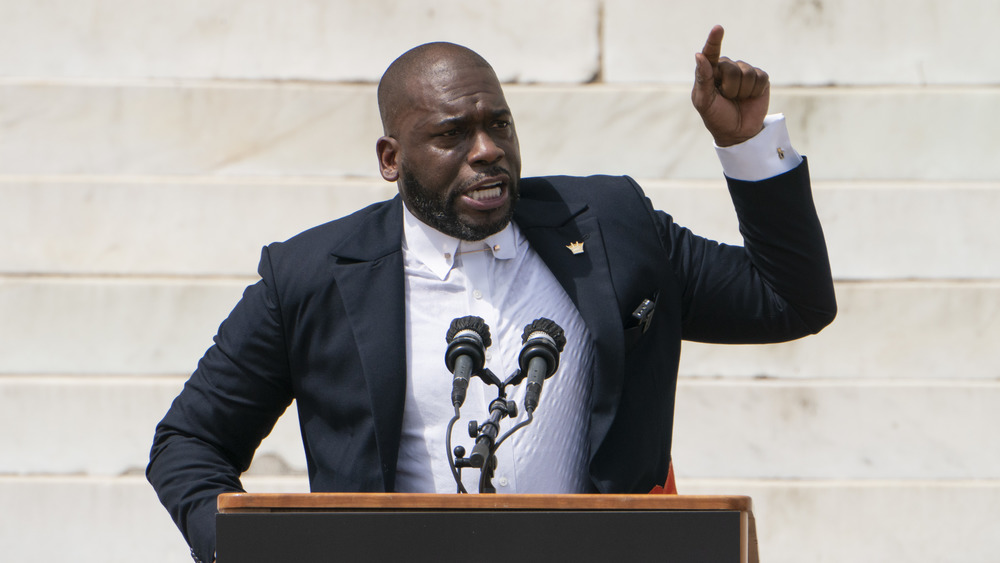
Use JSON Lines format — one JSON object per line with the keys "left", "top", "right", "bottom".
{"left": 701, "top": 25, "right": 725, "bottom": 68}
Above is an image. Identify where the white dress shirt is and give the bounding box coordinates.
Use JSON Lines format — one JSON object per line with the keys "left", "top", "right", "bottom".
{"left": 394, "top": 207, "right": 595, "bottom": 494}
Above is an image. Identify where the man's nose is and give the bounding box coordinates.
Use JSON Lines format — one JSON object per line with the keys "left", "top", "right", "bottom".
{"left": 468, "top": 129, "right": 504, "bottom": 165}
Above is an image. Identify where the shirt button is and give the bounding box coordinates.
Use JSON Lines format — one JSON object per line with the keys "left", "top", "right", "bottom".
{"left": 473, "top": 289, "right": 483, "bottom": 300}
{"left": 498, "top": 477, "right": 509, "bottom": 487}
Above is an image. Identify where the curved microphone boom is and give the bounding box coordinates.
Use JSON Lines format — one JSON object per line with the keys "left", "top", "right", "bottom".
{"left": 445, "top": 316, "right": 492, "bottom": 408}
{"left": 518, "top": 318, "right": 567, "bottom": 413}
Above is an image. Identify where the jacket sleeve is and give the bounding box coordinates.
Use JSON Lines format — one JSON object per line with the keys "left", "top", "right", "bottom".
{"left": 663, "top": 158, "right": 837, "bottom": 343}
{"left": 146, "top": 246, "right": 294, "bottom": 562}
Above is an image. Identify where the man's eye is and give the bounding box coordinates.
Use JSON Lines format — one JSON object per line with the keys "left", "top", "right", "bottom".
{"left": 494, "top": 121, "right": 510, "bottom": 129}
{"left": 440, "top": 129, "right": 460, "bottom": 137}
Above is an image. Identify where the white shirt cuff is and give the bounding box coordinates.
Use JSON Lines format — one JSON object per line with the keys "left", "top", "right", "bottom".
{"left": 715, "top": 114, "right": 803, "bottom": 182}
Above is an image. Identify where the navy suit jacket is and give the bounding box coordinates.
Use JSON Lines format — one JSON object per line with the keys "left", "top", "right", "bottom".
{"left": 149, "top": 162, "right": 836, "bottom": 562}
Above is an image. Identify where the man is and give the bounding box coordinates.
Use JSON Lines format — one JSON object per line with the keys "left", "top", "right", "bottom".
{"left": 148, "top": 26, "right": 836, "bottom": 562}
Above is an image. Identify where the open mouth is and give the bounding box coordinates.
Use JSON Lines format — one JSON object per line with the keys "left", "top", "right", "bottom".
{"left": 469, "top": 183, "right": 503, "bottom": 201}
{"left": 461, "top": 176, "right": 508, "bottom": 210}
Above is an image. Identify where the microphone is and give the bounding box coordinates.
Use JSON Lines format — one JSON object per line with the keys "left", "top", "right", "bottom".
{"left": 518, "top": 318, "right": 567, "bottom": 413}
{"left": 445, "top": 316, "right": 492, "bottom": 408}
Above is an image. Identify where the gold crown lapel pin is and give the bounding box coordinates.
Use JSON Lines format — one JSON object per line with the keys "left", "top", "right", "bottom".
{"left": 566, "top": 241, "right": 585, "bottom": 255}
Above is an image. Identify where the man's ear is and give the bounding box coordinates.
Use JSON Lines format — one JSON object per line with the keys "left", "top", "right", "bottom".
{"left": 376, "top": 136, "right": 400, "bottom": 182}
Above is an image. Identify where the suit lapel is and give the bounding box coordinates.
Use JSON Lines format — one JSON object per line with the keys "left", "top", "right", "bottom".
{"left": 327, "top": 198, "right": 407, "bottom": 491}
{"left": 514, "top": 195, "right": 625, "bottom": 460}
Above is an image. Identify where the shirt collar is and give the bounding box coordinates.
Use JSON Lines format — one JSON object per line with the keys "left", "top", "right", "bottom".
{"left": 402, "top": 206, "right": 519, "bottom": 280}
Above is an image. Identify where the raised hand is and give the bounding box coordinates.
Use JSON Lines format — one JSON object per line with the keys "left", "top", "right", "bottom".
{"left": 691, "top": 25, "right": 770, "bottom": 147}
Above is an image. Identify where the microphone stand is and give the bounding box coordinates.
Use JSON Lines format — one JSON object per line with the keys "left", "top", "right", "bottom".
{"left": 451, "top": 368, "right": 535, "bottom": 494}
{"left": 448, "top": 398, "right": 527, "bottom": 494}
{"left": 470, "top": 396, "right": 517, "bottom": 494}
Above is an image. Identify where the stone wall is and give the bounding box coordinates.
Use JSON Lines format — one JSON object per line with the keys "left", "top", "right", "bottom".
{"left": 2, "top": 1, "right": 997, "bottom": 561}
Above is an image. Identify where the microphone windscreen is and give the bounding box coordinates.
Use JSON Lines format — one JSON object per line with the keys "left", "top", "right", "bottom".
{"left": 519, "top": 317, "right": 566, "bottom": 352}
{"left": 446, "top": 315, "right": 493, "bottom": 348}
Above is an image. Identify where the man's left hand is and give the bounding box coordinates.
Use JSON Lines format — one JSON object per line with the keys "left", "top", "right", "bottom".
{"left": 691, "top": 25, "right": 770, "bottom": 147}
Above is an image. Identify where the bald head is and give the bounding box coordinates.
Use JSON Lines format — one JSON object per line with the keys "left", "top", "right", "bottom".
{"left": 377, "top": 42, "right": 497, "bottom": 136}
{"left": 374, "top": 42, "right": 520, "bottom": 241}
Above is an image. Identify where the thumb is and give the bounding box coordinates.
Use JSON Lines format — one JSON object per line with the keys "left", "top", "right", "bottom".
{"left": 691, "top": 52, "right": 716, "bottom": 111}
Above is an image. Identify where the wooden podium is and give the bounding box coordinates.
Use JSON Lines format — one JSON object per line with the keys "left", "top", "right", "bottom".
{"left": 217, "top": 493, "right": 754, "bottom": 562}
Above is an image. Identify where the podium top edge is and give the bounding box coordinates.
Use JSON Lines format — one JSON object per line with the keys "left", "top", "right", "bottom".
{"left": 218, "top": 493, "right": 751, "bottom": 513}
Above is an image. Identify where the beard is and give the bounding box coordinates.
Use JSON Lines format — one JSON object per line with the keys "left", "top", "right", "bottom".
{"left": 400, "top": 166, "right": 518, "bottom": 241}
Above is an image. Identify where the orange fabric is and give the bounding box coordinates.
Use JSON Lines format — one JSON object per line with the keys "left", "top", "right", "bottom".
{"left": 648, "top": 460, "right": 678, "bottom": 494}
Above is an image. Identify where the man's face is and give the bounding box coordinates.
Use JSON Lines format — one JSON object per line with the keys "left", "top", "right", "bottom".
{"left": 378, "top": 61, "right": 521, "bottom": 241}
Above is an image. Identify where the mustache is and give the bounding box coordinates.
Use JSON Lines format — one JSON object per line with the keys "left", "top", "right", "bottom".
{"left": 463, "top": 166, "right": 512, "bottom": 188}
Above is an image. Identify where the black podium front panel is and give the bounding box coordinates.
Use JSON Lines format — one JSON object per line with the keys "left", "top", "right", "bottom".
{"left": 217, "top": 510, "right": 741, "bottom": 562}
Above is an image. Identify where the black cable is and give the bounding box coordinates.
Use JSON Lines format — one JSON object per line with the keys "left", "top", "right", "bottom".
{"left": 494, "top": 410, "right": 533, "bottom": 450}
{"left": 445, "top": 406, "right": 468, "bottom": 494}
